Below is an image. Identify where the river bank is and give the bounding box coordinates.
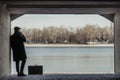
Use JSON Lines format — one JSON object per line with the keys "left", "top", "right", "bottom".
{"left": 25, "top": 44, "right": 114, "bottom": 47}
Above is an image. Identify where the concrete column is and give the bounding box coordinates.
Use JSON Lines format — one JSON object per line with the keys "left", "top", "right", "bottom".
{"left": 0, "top": 2, "right": 11, "bottom": 76}
{"left": 114, "top": 12, "right": 120, "bottom": 73}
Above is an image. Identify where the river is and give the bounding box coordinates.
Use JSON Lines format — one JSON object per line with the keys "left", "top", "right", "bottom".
{"left": 11, "top": 46, "right": 114, "bottom": 74}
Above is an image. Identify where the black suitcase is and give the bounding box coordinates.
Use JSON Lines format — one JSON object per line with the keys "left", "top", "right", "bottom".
{"left": 28, "top": 65, "right": 43, "bottom": 75}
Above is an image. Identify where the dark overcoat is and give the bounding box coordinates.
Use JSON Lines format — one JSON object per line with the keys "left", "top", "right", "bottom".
{"left": 10, "top": 32, "right": 27, "bottom": 61}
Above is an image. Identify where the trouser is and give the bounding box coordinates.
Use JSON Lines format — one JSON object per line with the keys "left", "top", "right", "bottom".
{"left": 15, "top": 59, "right": 26, "bottom": 74}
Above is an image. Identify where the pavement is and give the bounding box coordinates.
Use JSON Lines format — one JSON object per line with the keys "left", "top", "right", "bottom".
{"left": 0, "top": 74, "right": 120, "bottom": 80}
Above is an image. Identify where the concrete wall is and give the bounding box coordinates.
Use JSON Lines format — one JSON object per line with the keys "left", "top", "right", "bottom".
{"left": 0, "top": 2, "right": 11, "bottom": 76}
{"left": 114, "top": 12, "right": 120, "bottom": 73}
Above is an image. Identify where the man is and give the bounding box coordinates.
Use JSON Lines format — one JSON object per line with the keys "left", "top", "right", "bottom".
{"left": 11, "top": 26, "right": 27, "bottom": 76}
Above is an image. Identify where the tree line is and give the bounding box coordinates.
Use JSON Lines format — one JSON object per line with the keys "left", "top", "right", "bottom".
{"left": 21, "top": 24, "right": 114, "bottom": 44}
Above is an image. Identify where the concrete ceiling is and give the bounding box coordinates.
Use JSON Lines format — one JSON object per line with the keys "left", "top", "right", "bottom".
{"left": 4, "top": 0, "right": 119, "bottom": 22}
{"left": 7, "top": 1, "right": 120, "bottom": 14}
{"left": 6, "top": 1, "right": 120, "bottom": 8}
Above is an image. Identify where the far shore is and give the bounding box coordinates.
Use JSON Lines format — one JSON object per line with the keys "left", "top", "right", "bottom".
{"left": 25, "top": 43, "right": 114, "bottom": 47}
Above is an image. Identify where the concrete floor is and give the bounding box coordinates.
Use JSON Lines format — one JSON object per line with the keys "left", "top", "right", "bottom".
{"left": 0, "top": 74, "right": 120, "bottom": 80}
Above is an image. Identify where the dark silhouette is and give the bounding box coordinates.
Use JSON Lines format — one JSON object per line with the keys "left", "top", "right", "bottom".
{"left": 10, "top": 27, "right": 27, "bottom": 76}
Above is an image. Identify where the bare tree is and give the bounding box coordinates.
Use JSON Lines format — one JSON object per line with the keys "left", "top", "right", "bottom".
{"left": 20, "top": 24, "right": 114, "bottom": 44}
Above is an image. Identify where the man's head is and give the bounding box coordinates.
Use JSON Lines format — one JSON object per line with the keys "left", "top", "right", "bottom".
{"left": 14, "top": 26, "right": 21, "bottom": 32}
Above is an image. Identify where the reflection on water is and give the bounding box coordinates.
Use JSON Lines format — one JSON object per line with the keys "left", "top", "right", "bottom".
{"left": 11, "top": 46, "right": 114, "bottom": 74}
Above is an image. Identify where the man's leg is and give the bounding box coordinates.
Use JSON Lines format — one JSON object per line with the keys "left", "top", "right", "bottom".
{"left": 20, "top": 59, "right": 26, "bottom": 75}
{"left": 15, "top": 60, "right": 20, "bottom": 75}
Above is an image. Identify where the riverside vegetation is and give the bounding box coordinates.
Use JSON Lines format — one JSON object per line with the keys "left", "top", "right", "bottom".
{"left": 19, "top": 24, "right": 114, "bottom": 44}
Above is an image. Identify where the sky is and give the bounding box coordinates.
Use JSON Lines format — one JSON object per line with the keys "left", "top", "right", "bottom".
{"left": 11, "top": 14, "right": 112, "bottom": 29}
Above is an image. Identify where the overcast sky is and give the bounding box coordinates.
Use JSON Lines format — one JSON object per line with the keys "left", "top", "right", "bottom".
{"left": 11, "top": 14, "right": 112, "bottom": 29}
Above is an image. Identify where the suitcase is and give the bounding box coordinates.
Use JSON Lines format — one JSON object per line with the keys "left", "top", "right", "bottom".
{"left": 28, "top": 65, "right": 43, "bottom": 75}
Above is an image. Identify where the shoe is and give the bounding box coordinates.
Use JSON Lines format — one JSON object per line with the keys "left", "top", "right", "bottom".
{"left": 17, "top": 72, "right": 21, "bottom": 77}
{"left": 17, "top": 73, "right": 20, "bottom": 77}
{"left": 20, "top": 74, "right": 27, "bottom": 76}
{"left": 18, "top": 73, "right": 27, "bottom": 77}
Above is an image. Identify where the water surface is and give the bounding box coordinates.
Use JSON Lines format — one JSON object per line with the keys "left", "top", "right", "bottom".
{"left": 11, "top": 46, "right": 114, "bottom": 74}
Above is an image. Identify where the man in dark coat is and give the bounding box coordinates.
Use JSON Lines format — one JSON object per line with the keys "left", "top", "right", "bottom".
{"left": 11, "top": 26, "right": 27, "bottom": 76}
